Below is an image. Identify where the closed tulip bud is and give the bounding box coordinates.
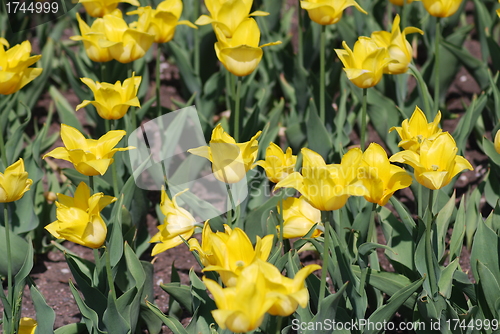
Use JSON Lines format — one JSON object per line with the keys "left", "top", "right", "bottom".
{"left": 356, "top": 143, "right": 412, "bottom": 206}
{"left": 0, "top": 159, "right": 33, "bottom": 203}
{"left": 0, "top": 38, "right": 42, "bottom": 95}
{"left": 255, "top": 143, "right": 297, "bottom": 183}
{"left": 213, "top": 18, "right": 281, "bottom": 77}
{"left": 43, "top": 124, "right": 134, "bottom": 176}
{"left": 389, "top": 0, "right": 419, "bottom": 5}
{"left": 421, "top": 0, "right": 463, "bottom": 17}
{"left": 128, "top": 0, "right": 197, "bottom": 44}
{"left": 19, "top": 317, "right": 37, "bottom": 334}
{"left": 76, "top": 74, "right": 141, "bottom": 120}
{"left": 276, "top": 148, "right": 368, "bottom": 211}
{"left": 300, "top": 0, "right": 367, "bottom": 25}
{"left": 278, "top": 196, "right": 323, "bottom": 239}
{"left": 79, "top": 0, "right": 139, "bottom": 17}
{"left": 45, "top": 182, "right": 116, "bottom": 249}
{"left": 390, "top": 132, "right": 473, "bottom": 190}
{"left": 188, "top": 124, "right": 261, "bottom": 184}
{"left": 371, "top": 15, "right": 423, "bottom": 75}
{"left": 389, "top": 106, "right": 442, "bottom": 153}
{"left": 195, "top": 0, "right": 269, "bottom": 38}
{"left": 335, "top": 37, "right": 390, "bottom": 89}
{"left": 70, "top": 14, "right": 113, "bottom": 62}
{"left": 494, "top": 129, "right": 500, "bottom": 154}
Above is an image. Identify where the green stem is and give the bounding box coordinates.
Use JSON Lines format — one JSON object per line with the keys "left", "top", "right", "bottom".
{"left": 233, "top": 77, "right": 242, "bottom": 141}
{"left": 359, "top": 203, "right": 378, "bottom": 295}
{"left": 105, "top": 120, "right": 119, "bottom": 197}
{"left": 225, "top": 184, "right": 236, "bottom": 227}
{"left": 89, "top": 176, "right": 94, "bottom": 192}
{"left": 193, "top": 0, "right": 200, "bottom": 77}
{"left": 360, "top": 88, "right": 368, "bottom": 151}
{"left": 418, "top": 183, "right": 423, "bottom": 218}
{"left": 0, "top": 123, "right": 7, "bottom": 168}
{"left": 93, "top": 248, "right": 101, "bottom": 288}
{"left": 318, "top": 211, "right": 332, "bottom": 311}
{"left": 278, "top": 190, "right": 284, "bottom": 246}
{"left": 105, "top": 247, "right": 116, "bottom": 300}
{"left": 320, "top": 25, "right": 326, "bottom": 124}
{"left": 156, "top": 45, "right": 162, "bottom": 115}
{"left": 297, "top": 0, "right": 304, "bottom": 68}
{"left": 4, "top": 204, "right": 13, "bottom": 334}
{"left": 433, "top": 20, "right": 441, "bottom": 116}
{"left": 425, "top": 189, "right": 437, "bottom": 299}
{"left": 100, "top": 63, "right": 106, "bottom": 82}
{"left": 401, "top": 0, "right": 408, "bottom": 29}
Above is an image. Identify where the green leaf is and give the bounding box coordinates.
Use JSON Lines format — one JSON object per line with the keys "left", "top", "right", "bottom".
{"left": 452, "top": 94, "right": 487, "bottom": 153}
{"left": 477, "top": 260, "right": 500, "bottom": 318}
{"left": 438, "top": 259, "right": 458, "bottom": 299}
{"left": 449, "top": 197, "right": 466, "bottom": 261}
{"left": 306, "top": 98, "right": 332, "bottom": 160}
{"left": 146, "top": 301, "right": 189, "bottom": 334}
{"left": 435, "top": 192, "right": 456, "bottom": 262}
{"left": 482, "top": 136, "right": 500, "bottom": 166}
{"left": 53, "top": 323, "right": 88, "bottom": 334}
{"left": 103, "top": 291, "right": 130, "bottom": 334}
{"left": 161, "top": 283, "right": 193, "bottom": 314}
{"left": 31, "top": 285, "right": 55, "bottom": 334}
{"left": 0, "top": 223, "right": 29, "bottom": 276}
{"left": 49, "top": 86, "right": 84, "bottom": 133}
{"left": 68, "top": 280, "right": 105, "bottom": 334}
{"left": 470, "top": 219, "right": 500, "bottom": 286}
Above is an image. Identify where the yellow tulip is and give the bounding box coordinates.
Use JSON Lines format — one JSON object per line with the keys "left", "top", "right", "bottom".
{"left": 256, "top": 260, "right": 321, "bottom": 316}
{"left": 278, "top": 196, "right": 323, "bottom": 239}
{"left": 421, "top": 0, "right": 463, "bottom": 17}
{"left": 300, "top": 0, "right": 367, "bottom": 25}
{"left": 356, "top": 143, "right": 412, "bottom": 206}
{"left": 128, "top": 0, "right": 197, "bottom": 44}
{"left": 70, "top": 14, "right": 113, "bottom": 62}
{"left": 19, "top": 317, "right": 37, "bottom": 334}
{"left": 76, "top": 74, "right": 141, "bottom": 120}
{"left": 389, "top": 106, "right": 442, "bottom": 153}
{"left": 389, "top": 0, "right": 419, "bottom": 5}
{"left": 189, "top": 224, "right": 273, "bottom": 286}
{"left": 43, "top": 124, "right": 134, "bottom": 176}
{"left": 79, "top": 0, "right": 139, "bottom": 17}
{"left": 214, "top": 18, "right": 281, "bottom": 77}
{"left": 494, "top": 129, "right": 500, "bottom": 154}
{"left": 335, "top": 37, "right": 390, "bottom": 89}
{"left": 195, "top": 0, "right": 269, "bottom": 38}
{"left": 390, "top": 132, "right": 473, "bottom": 190}
{"left": 371, "top": 15, "right": 423, "bottom": 75}
{"left": 188, "top": 124, "right": 261, "bottom": 184}
{"left": 255, "top": 143, "right": 297, "bottom": 183}
{"left": 275, "top": 148, "right": 368, "bottom": 211}
{"left": 150, "top": 188, "right": 196, "bottom": 256}
{"left": 99, "top": 10, "right": 155, "bottom": 63}
{"left": 0, "top": 38, "right": 42, "bottom": 95}
{"left": 45, "top": 182, "right": 116, "bottom": 249}
{"left": 203, "top": 264, "right": 276, "bottom": 333}
{"left": 0, "top": 159, "right": 32, "bottom": 203}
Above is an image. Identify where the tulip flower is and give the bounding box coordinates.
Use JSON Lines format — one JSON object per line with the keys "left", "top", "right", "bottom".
{"left": 389, "top": 0, "right": 419, "bottom": 5}
{"left": 257, "top": 260, "right": 321, "bottom": 316}
{"left": 421, "top": 0, "right": 463, "bottom": 17}
{"left": 371, "top": 15, "right": 423, "bottom": 75}
{"left": 0, "top": 159, "right": 33, "bottom": 203}
{"left": 495, "top": 129, "right": 500, "bottom": 154}
{"left": 276, "top": 148, "right": 368, "bottom": 211}
{"left": 389, "top": 106, "right": 442, "bottom": 153}
{"left": 70, "top": 14, "right": 113, "bottom": 62}
{"left": 255, "top": 143, "right": 297, "bottom": 183}
{"left": 278, "top": 196, "right": 323, "bottom": 239}
{"left": 189, "top": 224, "right": 273, "bottom": 286}
{"left": 188, "top": 124, "right": 261, "bottom": 184}
{"left": 213, "top": 18, "right": 281, "bottom": 77}
{"left": 128, "top": 0, "right": 197, "bottom": 44}
{"left": 76, "top": 74, "right": 141, "bottom": 120}
{"left": 79, "top": 0, "right": 139, "bottom": 17}
{"left": 99, "top": 10, "right": 155, "bottom": 63}
{"left": 43, "top": 124, "right": 134, "bottom": 176}
{"left": 390, "top": 132, "right": 473, "bottom": 190}
{"left": 45, "top": 182, "right": 116, "bottom": 249}
{"left": 300, "top": 0, "right": 367, "bottom": 25}
{"left": 335, "top": 37, "right": 390, "bottom": 89}
{"left": 195, "top": 0, "right": 269, "bottom": 38}
{"left": 150, "top": 188, "right": 196, "bottom": 255}
{"left": 356, "top": 143, "right": 412, "bottom": 206}
{"left": 0, "top": 38, "right": 42, "bottom": 95}
{"left": 203, "top": 264, "right": 276, "bottom": 333}
{"left": 18, "top": 317, "right": 37, "bottom": 334}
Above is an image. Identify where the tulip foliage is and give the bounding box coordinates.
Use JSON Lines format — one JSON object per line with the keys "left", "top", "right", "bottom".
{"left": 1, "top": 0, "right": 500, "bottom": 333}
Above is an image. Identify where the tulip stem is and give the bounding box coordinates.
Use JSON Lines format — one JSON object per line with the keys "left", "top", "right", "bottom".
{"left": 297, "top": 0, "right": 304, "bottom": 68}
{"left": 105, "top": 247, "right": 116, "bottom": 300}
{"left": 105, "top": 120, "right": 119, "bottom": 197}
{"left": 320, "top": 25, "right": 326, "bottom": 124}
{"left": 318, "top": 211, "right": 332, "bottom": 312}
{"left": 225, "top": 183, "right": 236, "bottom": 227}
{"left": 156, "top": 45, "right": 162, "bottom": 115}
{"left": 433, "top": 20, "right": 441, "bottom": 116}
{"left": 4, "top": 204, "right": 13, "bottom": 334}
{"left": 193, "top": 0, "right": 200, "bottom": 77}
{"left": 233, "top": 76, "right": 242, "bottom": 142}
{"left": 425, "top": 189, "right": 437, "bottom": 300}
{"left": 360, "top": 88, "right": 368, "bottom": 151}
{"left": 401, "top": 0, "right": 408, "bottom": 29}
{"left": 0, "top": 111, "right": 8, "bottom": 167}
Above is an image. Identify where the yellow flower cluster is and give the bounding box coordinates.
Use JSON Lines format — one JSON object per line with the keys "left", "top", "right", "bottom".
{"left": 195, "top": 0, "right": 281, "bottom": 76}
{"left": 190, "top": 224, "right": 320, "bottom": 332}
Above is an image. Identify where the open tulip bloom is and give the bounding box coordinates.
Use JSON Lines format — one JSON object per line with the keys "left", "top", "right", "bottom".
{"left": 43, "top": 124, "right": 134, "bottom": 176}
{"left": 421, "top": 0, "right": 463, "bottom": 18}
{"left": 0, "top": 159, "right": 33, "bottom": 203}
{"left": 76, "top": 74, "right": 142, "bottom": 120}
{"left": 300, "top": 0, "right": 367, "bottom": 25}
{"left": 0, "top": 38, "right": 42, "bottom": 96}
{"left": 255, "top": 142, "right": 297, "bottom": 184}
{"left": 278, "top": 196, "right": 323, "bottom": 239}
{"left": 71, "top": 14, "right": 114, "bottom": 62}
